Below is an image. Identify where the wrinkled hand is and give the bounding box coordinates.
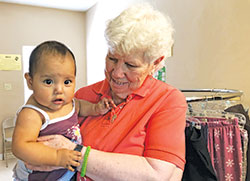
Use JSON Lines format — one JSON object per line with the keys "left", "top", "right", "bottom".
{"left": 26, "top": 135, "right": 80, "bottom": 171}
{"left": 37, "top": 135, "right": 76, "bottom": 150}
{"left": 26, "top": 163, "right": 61, "bottom": 172}
{"left": 95, "top": 97, "right": 116, "bottom": 115}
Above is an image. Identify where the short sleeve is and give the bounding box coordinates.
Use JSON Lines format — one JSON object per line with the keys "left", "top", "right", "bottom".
{"left": 144, "top": 89, "right": 187, "bottom": 170}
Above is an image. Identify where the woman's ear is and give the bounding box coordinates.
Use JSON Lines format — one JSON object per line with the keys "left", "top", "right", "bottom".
{"left": 149, "top": 56, "right": 165, "bottom": 75}
{"left": 152, "top": 56, "right": 165, "bottom": 73}
{"left": 154, "top": 56, "right": 165, "bottom": 66}
{"left": 24, "top": 73, "right": 33, "bottom": 90}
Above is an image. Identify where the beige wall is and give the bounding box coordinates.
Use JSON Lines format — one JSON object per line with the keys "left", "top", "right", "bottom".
{"left": 156, "top": 0, "right": 250, "bottom": 107}
{"left": 0, "top": 2, "right": 86, "bottom": 156}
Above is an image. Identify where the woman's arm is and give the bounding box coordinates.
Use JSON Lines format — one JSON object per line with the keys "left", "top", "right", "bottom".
{"left": 38, "top": 135, "right": 183, "bottom": 181}
{"left": 84, "top": 148, "right": 183, "bottom": 181}
{"left": 12, "top": 108, "right": 82, "bottom": 171}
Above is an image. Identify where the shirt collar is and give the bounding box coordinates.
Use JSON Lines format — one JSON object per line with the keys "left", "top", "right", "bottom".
{"left": 92, "top": 75, "right": 155, "bottom": 98}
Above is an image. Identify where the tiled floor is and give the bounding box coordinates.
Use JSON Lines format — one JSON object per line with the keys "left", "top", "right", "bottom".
{"left": 0, "top": 157, "right": 17, "bottom": 181}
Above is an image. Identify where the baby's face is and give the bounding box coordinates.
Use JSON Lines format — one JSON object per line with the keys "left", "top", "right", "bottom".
{"left": 29, "top": 53, "right": 76, "bottom": 111}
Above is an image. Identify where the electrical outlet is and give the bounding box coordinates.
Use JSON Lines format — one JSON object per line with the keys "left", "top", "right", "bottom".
{"left": 4, "top": 83, "right": 12, "bottom": 90}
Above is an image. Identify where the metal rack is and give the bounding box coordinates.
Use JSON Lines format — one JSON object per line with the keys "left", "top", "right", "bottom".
{"left": 181, "top": 89, "right": 243, "bottom": 103}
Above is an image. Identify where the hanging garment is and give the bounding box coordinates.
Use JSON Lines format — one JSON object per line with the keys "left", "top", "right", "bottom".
{"left": 240, "top": 129, "right": 248, "bottom": 181}
{"left": 225, "top": 104, "right": 250, "bottom": 181}
{"left": 182, "top": 125, "right": 217, "bottom": 181}
{"left": 207, "top": 118, "right": 242, "bottom": 181}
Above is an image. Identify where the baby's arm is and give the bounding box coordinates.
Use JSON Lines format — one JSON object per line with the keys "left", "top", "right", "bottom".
{"left": 12, "top": 108, "right": 82, "bottom": 171}
{"left": 76, "top": 98, "right": 116, "bottom": 116}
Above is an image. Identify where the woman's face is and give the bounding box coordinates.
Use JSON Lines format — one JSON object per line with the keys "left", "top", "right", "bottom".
{"left": 105, "top": 52, "right": 155, "bottom": 99}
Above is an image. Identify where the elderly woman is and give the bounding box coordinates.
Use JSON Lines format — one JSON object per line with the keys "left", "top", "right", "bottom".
{"left": 36, "top": 3, "right": 187, "bottom": 181}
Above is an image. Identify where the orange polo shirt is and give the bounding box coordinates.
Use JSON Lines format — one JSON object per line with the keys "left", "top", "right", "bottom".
{"left": 75, "top": 75, "right": 187, "bottom": 170}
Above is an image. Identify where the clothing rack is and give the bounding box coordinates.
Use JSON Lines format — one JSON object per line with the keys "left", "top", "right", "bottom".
{"left": 182, "top": 89, "right": 248, "bottom": 181}
{"left": 181, "top": 89, "right": 243, "bottom": 103}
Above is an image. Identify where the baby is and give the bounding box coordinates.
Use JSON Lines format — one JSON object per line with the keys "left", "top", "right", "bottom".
{"left": 12, "top": 40, "right": 114, "bottom": 180}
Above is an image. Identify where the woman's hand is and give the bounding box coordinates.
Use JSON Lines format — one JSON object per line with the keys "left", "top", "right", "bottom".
{"left": 26, "top": 149, "right": 82, "bottom": 172}
{"left": 37, "top": 135, "right": 76, "bottom": 150}
{"left": 26, "top": 135, "right": 80, "bottom": 171}
{"left": 26, "top": 163, "right": 61, "bottom": 172}
{"left": 38, "top": 135, "right": 82, "bottom": 171}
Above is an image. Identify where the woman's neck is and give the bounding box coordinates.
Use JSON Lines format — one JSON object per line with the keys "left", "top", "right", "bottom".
{"left": 111, "top": 92, "right": 127, "bottom": 105}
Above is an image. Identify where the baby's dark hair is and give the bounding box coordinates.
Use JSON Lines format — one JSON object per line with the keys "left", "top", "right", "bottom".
{"left": 29, "top": 40, "right": 76, "bottom": 77}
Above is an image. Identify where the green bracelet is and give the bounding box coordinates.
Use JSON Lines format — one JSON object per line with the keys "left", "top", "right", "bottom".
{"left": 81, "top": 146, "right": 91, "bottom": 177}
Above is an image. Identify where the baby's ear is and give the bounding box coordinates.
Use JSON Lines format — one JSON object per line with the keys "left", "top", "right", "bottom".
{"left": 24, "top": 73, "right": 33, "bottom": 90}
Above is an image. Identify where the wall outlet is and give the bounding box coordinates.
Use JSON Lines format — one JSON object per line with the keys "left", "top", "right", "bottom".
{"left": 4, "top": 83, "right": 12, "bottom": 90}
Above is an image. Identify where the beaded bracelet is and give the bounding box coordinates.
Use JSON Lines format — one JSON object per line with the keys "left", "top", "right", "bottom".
{"left": 81, "top": 146, "right": 91, "bottom": 177}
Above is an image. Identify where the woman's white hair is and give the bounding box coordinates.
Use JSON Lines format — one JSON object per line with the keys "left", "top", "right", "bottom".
{"left": 104, "top": 3, "right": 174, "bottom": 70}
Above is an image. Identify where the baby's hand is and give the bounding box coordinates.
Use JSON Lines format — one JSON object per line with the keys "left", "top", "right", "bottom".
{"left": 57, "top": 148, "right": 82, "bottom": 171}
{"left": 95, "top": 98, "right": 116, "bottom": 115}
